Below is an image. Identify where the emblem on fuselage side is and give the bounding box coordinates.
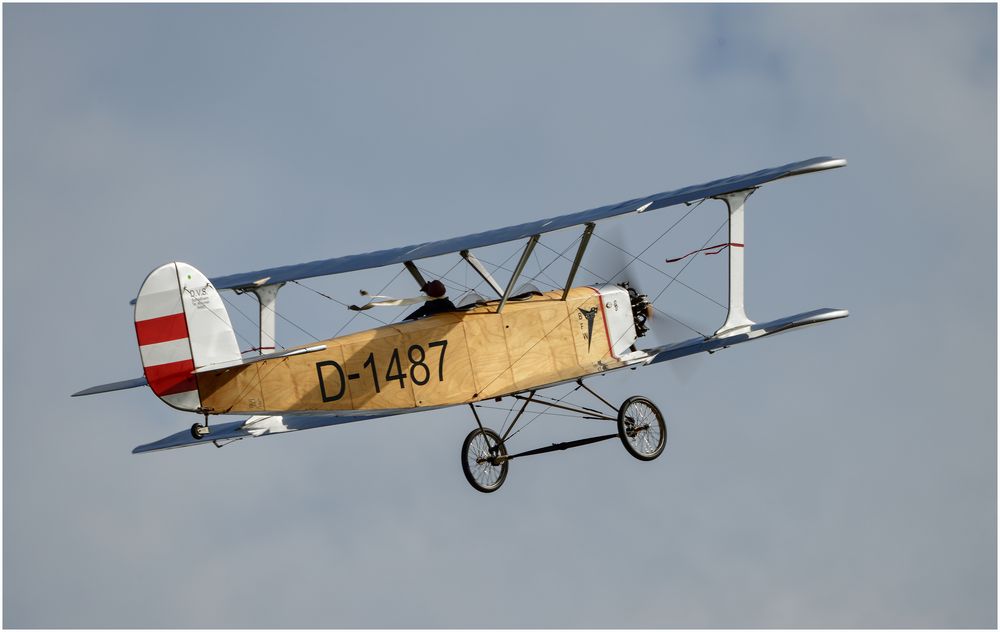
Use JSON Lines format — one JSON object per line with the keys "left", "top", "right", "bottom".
{"left": 578, "top": 306, "right": 598, "bottom": 351}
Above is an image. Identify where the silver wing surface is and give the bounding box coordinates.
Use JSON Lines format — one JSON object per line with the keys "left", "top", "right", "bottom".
{"left": 72, "top": 377, "right": 148, "bottom": 397}
{"left": 642, "top": 308, "right": 849, "bottom": 363}
{"left": 131, "top": 307, "right": 848, "bottom": 453}
{"left": 132, "top": 409, "right": 422, "bottom": 453}
{"left": 210, "top": 156, "right": 845, "bottom": 291}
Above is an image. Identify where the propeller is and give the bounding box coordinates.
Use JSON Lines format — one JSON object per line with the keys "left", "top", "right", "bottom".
{"left": 588, "top": 223, "right": 637, "bottom": 286}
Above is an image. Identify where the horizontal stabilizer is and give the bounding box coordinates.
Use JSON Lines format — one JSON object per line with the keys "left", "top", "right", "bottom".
{"left": 132, "top": 410, "right": 409, "bottom": 454}
{"left": 645, "top": 308, "right": 849, "bottom": 364}
{"left": 193, "top": 345, "right": 327, "bottom": 374}
{"left": 72, "top": 376, "right": 148, "bottom": 397}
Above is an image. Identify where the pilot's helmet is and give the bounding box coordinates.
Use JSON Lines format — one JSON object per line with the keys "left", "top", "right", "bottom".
{"left": 421, "top": 280, "right": 447, "bottom": 298}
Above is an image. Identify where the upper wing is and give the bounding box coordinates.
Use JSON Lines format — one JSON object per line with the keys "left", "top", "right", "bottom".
{"left": 210, "top": 157, "right": 846, "bottom": 291}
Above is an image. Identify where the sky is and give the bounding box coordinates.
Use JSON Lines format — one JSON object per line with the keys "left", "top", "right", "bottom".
{"left": 3, "top": 3, "right": 996, "bottom": 628}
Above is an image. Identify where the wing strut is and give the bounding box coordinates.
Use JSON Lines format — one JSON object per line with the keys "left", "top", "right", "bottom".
{"left": 712, "top": 189, "right": 756, "bottom": 338}
{"left": 561, "top": 222, "right": 595, "bottom": 300}
{"left": 251, "top": 283, "right": 283, "bottom": 353}
{"left": 460, "top": 250, "right": 504, "bottom": 297}
{"left": 497, "top": 234, "right": 540, "bottom": 313}
{"left": 234, "top": 282, "right": 285, "bottom": 354}
{"left": 403, "top": 261, "right": 427, "bottom": 288}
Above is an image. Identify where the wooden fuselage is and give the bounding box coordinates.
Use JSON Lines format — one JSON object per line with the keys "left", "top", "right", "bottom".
{"left": 196, "top": 286, "right": 635, "bottom": 415}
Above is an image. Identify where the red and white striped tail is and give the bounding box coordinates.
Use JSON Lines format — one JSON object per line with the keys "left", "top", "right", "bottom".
{"left": 133, "top": 262, "right": 240, "bottom": 412}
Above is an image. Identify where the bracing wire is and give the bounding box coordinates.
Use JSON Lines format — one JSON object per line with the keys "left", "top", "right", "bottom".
{"left": 602, "top": 198, "right": 706, "bottom": 284}
{"left": 651, "top": 217, "right": 728, "bottom": 305}
{"left": 590, "top": 233, "right": 726, "bottom": 310}
{"left": 243, "top": 288, "right": 326, "bottom": 343}
{"left": 332, "top": 267, "right": 406, "bottom": 337}
{"left": 219, "top": 294, "right": 270, "bottom": 350}
{"left": 473, "top": 236, "right": 579, "bottom": 293}
{"left": 502, "top": 384, "right": 581, "bottom": 443}
{"left": 292, "top": 279, "right": 389, "bottom": 327}
{"left": 474, "top": 404, "right": 594, "bottom": 420}
{"left": 536, "top": 240, "right": 607, "bottom": 284}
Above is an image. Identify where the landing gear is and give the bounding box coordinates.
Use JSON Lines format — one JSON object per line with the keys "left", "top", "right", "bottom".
{"left": 458, "top": 384, "right": 667, "bottom": 492}
{"left": 461, "top": 427, "right": 508, "bottom": 493}
{"left": 617, "top": 396, "right": 666, "bottom": 461}
{"left": 191, "top": 421, "right": 210, "bottom": 439}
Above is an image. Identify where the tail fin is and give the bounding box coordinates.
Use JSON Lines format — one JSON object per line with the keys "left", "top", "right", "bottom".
{"left": 133, "top": 262, "right": 240, "bottom": 412}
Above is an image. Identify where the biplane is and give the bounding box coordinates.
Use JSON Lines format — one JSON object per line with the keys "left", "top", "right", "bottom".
{"left": 74, "top": 156, "right": 848, "bottom": 492}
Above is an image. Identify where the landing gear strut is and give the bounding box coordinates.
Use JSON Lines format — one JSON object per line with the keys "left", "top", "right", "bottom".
{"left": 191, "top": 414, "right": 210, "bottom": 440}
{"left": 459, "top": 383, "right": 667, "bottom": 493}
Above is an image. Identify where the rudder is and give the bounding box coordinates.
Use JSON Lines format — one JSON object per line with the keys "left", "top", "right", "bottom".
{"left": 133, "top": 262, "right": 240, "bottom": 412}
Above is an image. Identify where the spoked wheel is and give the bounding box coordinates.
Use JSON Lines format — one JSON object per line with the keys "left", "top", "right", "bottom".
{"left": 617, "top": 396, "right": 666, "bottom": 461}
{"left": 461, "top": 427, "right": 508, "bottom": 493}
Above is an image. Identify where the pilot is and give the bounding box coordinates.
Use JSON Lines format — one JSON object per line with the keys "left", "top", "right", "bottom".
{"left": 404, "top": 280, "right": 456, "bottom": 320}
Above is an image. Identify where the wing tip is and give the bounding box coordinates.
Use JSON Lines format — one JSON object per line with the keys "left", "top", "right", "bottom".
{"left": 71, "top": 377, "right": 148, "bottom": 398}
{"left": 787, "top": 157, "right": 847, "bottom": 178}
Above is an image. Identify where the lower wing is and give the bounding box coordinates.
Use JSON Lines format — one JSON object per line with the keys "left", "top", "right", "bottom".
{"left": 643, "top": 307, "right": 849, "bottom": 364}
{"left": 132, "top": 409, "right": 418, "bottom": 454}
{"left": 132, "top": 307, "right": 847, "bottom": 454}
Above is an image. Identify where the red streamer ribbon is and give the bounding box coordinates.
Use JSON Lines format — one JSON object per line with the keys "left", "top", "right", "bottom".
{"left": 665, "top": 242, "right": 743, "bottom": 264}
